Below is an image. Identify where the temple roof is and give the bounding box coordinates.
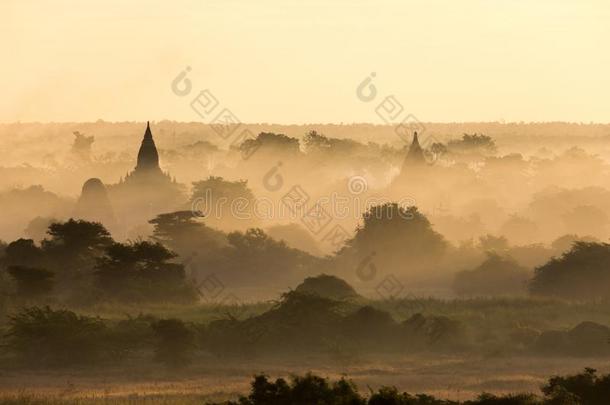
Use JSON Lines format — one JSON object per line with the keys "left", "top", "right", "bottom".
{"left": 136, "top": 121, "right": 160, "bottom": 172}
{"left": 404, "top": 131, "right": 426, "bottom": 165}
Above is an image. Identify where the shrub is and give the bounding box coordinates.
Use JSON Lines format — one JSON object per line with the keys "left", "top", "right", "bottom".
{"left": 542, "top": 368, "right": 610, "bottom": 405}
{"left": 6, "top": 265, "right": 54, "bottom": 299}
{"left": 530, "top": 242, "right": 610, "bottom": 300}
{"left": 4, "top": 306, "right": 107, "bottom": 366}
{"left": 151, "top": 318, "right": 195, "bottom": 368}
{"left": 232, "top": 373, "right": 365, "bottom": 405}
{"left": 453, "top": 253, "right": 530, "bottom": 297}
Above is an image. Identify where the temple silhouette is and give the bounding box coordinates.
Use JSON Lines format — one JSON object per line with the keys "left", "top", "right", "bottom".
{"left": 121, "top": 121, "right": 177, "bottom": 185}
{"left": 75, "top": 122, "right": 185, "bottom": 237}
{"left": 401, "top": 131, "right": 426, "bottom": 169}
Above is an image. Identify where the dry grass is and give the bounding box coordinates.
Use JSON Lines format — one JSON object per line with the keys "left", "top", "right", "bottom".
{"left": 1, "top": 354, "right": 608, "bottom": 404}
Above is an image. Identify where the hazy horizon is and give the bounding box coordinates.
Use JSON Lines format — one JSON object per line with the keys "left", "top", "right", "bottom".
{"left": 2, "top": 0, "right": 609, "bottom": 124}
{"left": 4, "top": 2, "right": 610, "bottom": 403}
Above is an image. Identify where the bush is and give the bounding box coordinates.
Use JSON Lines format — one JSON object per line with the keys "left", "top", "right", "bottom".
{"left": 295, "top": 274, "right": 361, "bottom": 300}
{"left": 542, "top": 368, "right": 610, "bottom": 405}
{"left": 95, "top": 241, "right": 198, "bottom": 303}
{"left": 4, "top": 306, "right": 107, "bottom": 366}
{"left": 530, "top": 242, "right": 610, "bottom": 300}
{"left": 453, "top": 253, "right": 529, "bottom": 297}
{"left": 230, "top": 373, "right": 365, "bottom": 405}
{"left": 6, "top": 265, "right": 54, "bottom": 299}
{"left": 209, "top": 369, "right": 610, "bottom": 404}
{"left": 151, "top": 318, "right": 195, "bottom": 368}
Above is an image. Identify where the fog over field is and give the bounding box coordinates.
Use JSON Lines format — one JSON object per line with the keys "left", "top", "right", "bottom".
{"left": 2, "top": 1, "right": 610, "bottom": 404}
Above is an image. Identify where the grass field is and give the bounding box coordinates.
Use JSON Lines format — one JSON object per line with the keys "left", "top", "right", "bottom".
{"left": 2, "top": 354, "right": 610, "bottom": 404}
{"left": 2, "top": 296, "right": 610, "bottom": 403}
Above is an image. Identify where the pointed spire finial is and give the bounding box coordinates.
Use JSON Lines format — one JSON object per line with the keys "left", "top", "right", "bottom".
{"left": 136, "top": 121, "right": 160, "bottom": 171}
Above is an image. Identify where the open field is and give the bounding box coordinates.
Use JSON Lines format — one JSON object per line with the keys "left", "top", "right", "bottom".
{"left": 1, "top": 355, "right": 609, "bottom": 404}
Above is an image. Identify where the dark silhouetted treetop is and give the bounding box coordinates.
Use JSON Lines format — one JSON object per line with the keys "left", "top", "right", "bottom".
{"left": 294, "top": 274, "right": 361, "bottom": 301}
{"left": 95, "top": 241, "right": 180, "bottom": 281}
{"left": 93, "top": 240, "right": 196, "bottom": 303}
{"left": 42, "top": 219, "right": 113, "bottom": 257}
{"left": 303, "top": 130, "right": 369, "bottom": 156}
{"left": 347, "top": 204, "right": 446, "bottom": 254}
{"left": 447, "top": 133, "right": 497, "bottom": 154}
{"left": 149, "top": 210, "right": 227, "bottom": 255}
{"left": 3, "top": 238, "right": 44, "bottom": 268}
{"left": 240, "top": 132, "right": 301, "bottom": 156}
{"left": 191, "top": 176, "right": 255, "bottom": 203}
{"left": 530, "top": 241, "right": 610, "bottom": 300}
{"left": 211, "top": 228, "right": 320, "bottom": 286}
{"left": 550, "top": 234, "right": 599, "bottom": 255}
{"left": 453, "top": 252, "right": 530, "bottom": 297}
{"left": 7, "top": 265, "right": 54, "bottom": 298}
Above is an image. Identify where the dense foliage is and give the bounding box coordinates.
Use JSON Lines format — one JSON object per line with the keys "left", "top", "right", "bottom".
{"left": 209, "top": 368, "right": 610, "bottom": 405}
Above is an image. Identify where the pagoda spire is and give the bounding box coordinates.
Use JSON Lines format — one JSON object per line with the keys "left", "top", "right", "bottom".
{"left": 404, "top": 131, "right": 425, "bottom": 165}
{"left": 135, "top": 121, "right": 160, "bottom": 172}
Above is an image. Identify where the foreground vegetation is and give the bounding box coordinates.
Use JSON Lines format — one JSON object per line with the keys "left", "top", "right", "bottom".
{"left": 3, "top": 284, "right": 610, "bottom": 370}
{"left": 1, "top": 368, "right": 609, "bottom": 404}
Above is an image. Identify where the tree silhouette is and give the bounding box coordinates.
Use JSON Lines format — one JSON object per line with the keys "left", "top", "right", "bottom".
{"left": 149, "top": 210, "right": 226, "bottom": 257}
{"left": 216, "top": 228, "right": 319, "bottom": 285}
{"left": 3, "top": 239, "right": 44, "bottom": 268}
{"left": 41, "top": 219, "right": 113, "bottom": 276}
{"left": 7, "top": 265, "right": 54, "bottom": 299}
{"left": 6, "top": 306, "right": 107, "bottom": 366}
{"left": 453, "top": 252, "right": 529, "bottom": 297}
{"left": 340, "top": 203, "right": 447, "bottom": 275}
{"left": 95, "top": 241, "right": 196, "bottom": 302}
{"left": 530, "top": 242, "right": 610, "bottom": 300}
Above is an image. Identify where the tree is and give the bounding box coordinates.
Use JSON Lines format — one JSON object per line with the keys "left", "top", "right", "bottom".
{"left": 542, "top": 368, "right": 610, "bottom": 405}
{"left": 41, "top": 219, "right": 113, "bottom": 275}
{"left": 149, "top": 210, "right": 226, "bottom": 257}
{"left": 216, "top": 228, "right": 319, "bottom": 285}
{"left": 233, "top": 373, "right": 364, "bottom": 405}
{"left": 240, "top": 132, "right": 301, "bottom": 158}
{"left": 447, "top": 133, "right": 497, "bottom": 154}
{"left": 453, "top": 252, "right": 530, "bottom": 297}
{"left": 2, "top": 238, "right": 44, "bottom": 268}
{"left": 5, "top": 306, "right": 107, "bottom": 366}
{"left": 303, "top": 130, "right": 367, "bottom": 156}
{"left": 551, "top": 234, "right": 598, "bottom": 255}
{"left": 530, "top": 242, "right": 610, "bottom": 300}
{"left": 94, "top": 241, "right": 197, "bottom": 303}
{"left": 190, "top": 176, "right": 257, "bottom": 231}
{"left": 44, "top": 219, "right": 112, "bottom": 253}
{"left": 340, "top": 203, "right": 447, "bottom": 276}
{"left": 7, "top": 265, "right": 54, "bottom": 299}
{"left": 478, "top": 234, "right": 509, "bottom": 252}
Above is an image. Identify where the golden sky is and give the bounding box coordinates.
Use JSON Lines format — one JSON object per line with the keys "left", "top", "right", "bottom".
{"left": 1, "top": 0, "right": 609, "bottom": 123}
